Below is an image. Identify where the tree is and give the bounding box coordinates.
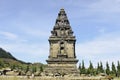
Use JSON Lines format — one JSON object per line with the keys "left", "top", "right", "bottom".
{"left": 96, "top": 62, "right": 104, "bottom": 74}
{"left": 106, "top": 62, "right": 110, "bottom": 75}
{"left": 81, "top": 60, "right": 86, "bottom": 74}
{"left": 79, "top": 63, "right": 81, "bottom": 74}
{"left": 40, "top": 66, "right": 43, "bottom": 72}
{"left": 10, "top": 64, "right": 16, "bottom": 71}
{"left": 26, "top": 65, "right": 30, "bottom": 73}
{"left": 117, "top": 61, "right": 120, "bottom": 77}
{"left": 97, "top": 62, "right": 100, "bottom": 74}
{"left": 32, "top": 66, "right": 37, "bottom": 73}
{"left": 0, "top": 59, "right": 4, "bottom": 68}
{"left": 111, "top": 62, "right": 117, "bottom": 76}
{"left": 99, "top": 62, "right": 104, "bottom": 73}
{"left": 87, "top": 61, "right": 94, "bottom": 75}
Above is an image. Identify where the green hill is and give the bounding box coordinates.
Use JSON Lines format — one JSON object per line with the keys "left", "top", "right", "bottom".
{"left": 0, "top": 48, "right": 27, "bottom": 69}
{"left": 0, "top": 48, "right": 16, "bottom": 60}
{"left": 0, "top": 47, "right": 45, "bottom": 75}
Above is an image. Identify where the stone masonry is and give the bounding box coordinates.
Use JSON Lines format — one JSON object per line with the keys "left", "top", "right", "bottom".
{"left": 44, "top": 8, "right": 79, "bottom": 76}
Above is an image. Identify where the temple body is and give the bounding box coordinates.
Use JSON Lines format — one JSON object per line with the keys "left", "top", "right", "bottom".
{"left": 45, "top": 8, "right": 79, "bottom": 76}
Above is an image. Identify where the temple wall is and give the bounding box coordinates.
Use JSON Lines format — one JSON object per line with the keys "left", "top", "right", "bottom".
{"left": 50, "top": 43, "right": 59, "bottom": 58}
{"left": 66, "top": 43, "right": 74, "bottom": 58}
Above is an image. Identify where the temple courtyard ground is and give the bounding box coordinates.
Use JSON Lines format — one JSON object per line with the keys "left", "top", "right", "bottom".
{"left": 0, "top": 75, "right": 118, "bottom": 80}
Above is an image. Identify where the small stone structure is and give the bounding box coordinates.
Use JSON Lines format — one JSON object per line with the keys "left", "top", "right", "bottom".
{"left": 44, "top": 8, "right": 79, "bottom": 76}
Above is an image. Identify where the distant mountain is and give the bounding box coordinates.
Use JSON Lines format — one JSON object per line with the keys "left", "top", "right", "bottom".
{"left": 0, "top": 48, "right": 16, "bottom": 60}
{"left": 0, "top": 47, "right": 44, "bottom": 65}
{"left": 0, "top": 47, "right": 45, "bottom": 75}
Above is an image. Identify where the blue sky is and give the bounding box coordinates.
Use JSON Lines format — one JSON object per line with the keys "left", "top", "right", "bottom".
{"left": 0, "top": 0, "right": 120, "bottom": 67}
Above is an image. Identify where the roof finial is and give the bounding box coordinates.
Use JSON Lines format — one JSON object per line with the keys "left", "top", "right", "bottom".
{"left": 60, "top": 8, "right": 64, "bottom": 11}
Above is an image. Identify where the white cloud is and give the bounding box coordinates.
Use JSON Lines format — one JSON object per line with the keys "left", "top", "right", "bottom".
{"left": 0, "top": 31, "right": 18, "bottom": 40}
{"left": 76, "top": 31, "right": 120, "bottom": 63}
{"left": 89, "top": 0, "right": 120, "bottom": 13}
{"left": 0, "top": 30, "right": 49, "bottom": 63}
{"left": 0, "top": 41, "right": 49, "bottom": 63}
{"left": 22, "top": 27, "right": 50, "bottom": 37}
{"left": 77, "top": 38, "right": 120, "bottom": 55}
{"left": 77, "top": 32, "right": 120, "bottom": 54}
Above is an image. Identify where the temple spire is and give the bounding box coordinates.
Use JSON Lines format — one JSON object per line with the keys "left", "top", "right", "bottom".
{"left": 51, "top": 8, "right": 74, "bottom": 37}
{"left": 55, "top": 8, "right": 70, "bottom": 28}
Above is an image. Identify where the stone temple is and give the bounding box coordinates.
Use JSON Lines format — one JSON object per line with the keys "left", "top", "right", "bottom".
{"left": 44, "top": 8, "right": 79, "bottom": 76}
